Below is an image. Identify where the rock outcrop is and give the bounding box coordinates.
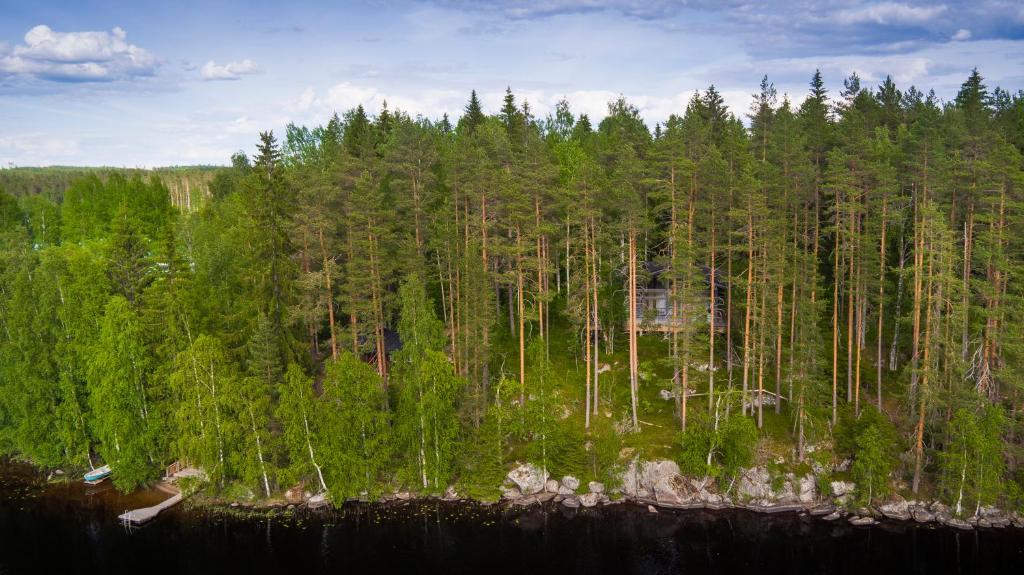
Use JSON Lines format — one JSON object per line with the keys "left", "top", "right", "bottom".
{"left": 507, "top": 463, "right": 549, "bottom": 496}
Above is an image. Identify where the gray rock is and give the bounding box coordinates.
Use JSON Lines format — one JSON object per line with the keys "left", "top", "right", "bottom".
{"left": 879, "top": 500, "right": 910, "bottom": 521}
{"left": 911, "top": 506, "right": 934, "bottom": 523}
{"left": 588, "top": 481, "right": 605, "bottom": 494}
{"left": 648, "top": 505, "right": 658, "bottom": 513}
{"left": 798, "top": 474, "right": 817, "bottom": 504}
{"left": 545, "top": 479, "right": 559, "bottom": 493}
{"left": 561, "top": 496, "right": 580, "bottom": 508}
{"left": 561, "top": 475, "right": 580, "bottom": 491}
{"left": 849, "top": 516, "right": 878, "bottom": 526}
{"left": 500, "top": 485, "right": 522, "bottom": 500}
{"left": 579, "top": 492, "right": 601, "bottom": 507}
{"left": 511, "top": 495, "right": 538, "bottom": 507}
{"left": 943, "top": 517, "right": 974, "bottom": 530}
{"left": 307, "top": 494, "right": 330, "bottom": 509}
{"left": 557, "top": 484, "right": 576, "bottom": 496}
{"left": 822, "top": 511, "right": 842, "bottom": 521}
{"left": 738, "top": 467, "right": 772, "bottom": 501}
{"left": 776, "top": 477, "right": 797, "bottom": 504}
{"left": 653, "top": 473, "right": 695, "bottom": 506}
{"left": 618, "top": 459, "right": 679, "bottom": 498}
{"left": 830, "top": 480, "right": 856, "bottom": 497}
{"left": 507, "top": 463, "right": 549, "bottom": 495}
{"left": 536, "top": 492, "right": 556, "bottom": 503}
{"left": 809, "top": 504, "right": 835, "bottom": 516}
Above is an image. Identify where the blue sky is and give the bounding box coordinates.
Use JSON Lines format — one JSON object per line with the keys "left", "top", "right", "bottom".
{"left": 1, "top": 0, "right": 1022, "bottom": 167}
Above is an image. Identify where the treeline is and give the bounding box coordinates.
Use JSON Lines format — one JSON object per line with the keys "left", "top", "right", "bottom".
{"left": 1, "top": 69, "right": 1022, "bottom": 511}
{"left": 0, "top": 166, "right": 214, "bottom": 209}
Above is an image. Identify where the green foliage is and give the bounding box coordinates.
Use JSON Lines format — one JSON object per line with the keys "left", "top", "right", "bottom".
{"left": 88, "top": 296, "right": 157, "bottom": 491}
{"left": 393, "top": 274, "right": 462, "bottom": 491}
{"left": 169, "top": 335, "right": 234, "bottom": 483}
{"left": 677, "top": 412, "right": 758, "bottom": 480}
{"left": 456, "top": 377, "right": 514, "bottom": 499}
{"left": 586, "top": 417, "right": 624, "bottom": 488}
{"left": 850, "top": 422, "right": 896, "bottom": 503}
{"left": 319, "top": 352, "right": 391, "bottom": 500}
{"left": 939, "top": 405, "right": 1007, "bottom": 516}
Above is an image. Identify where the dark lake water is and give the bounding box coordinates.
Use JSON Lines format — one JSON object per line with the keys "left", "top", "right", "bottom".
{"left": 2, "top": 463, "right": 1023, "bottom": 575}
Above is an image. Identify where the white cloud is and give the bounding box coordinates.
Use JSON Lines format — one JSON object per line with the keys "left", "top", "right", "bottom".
{"left": 0, "top": 134, "right": 79, "bottom": 166}
{"left": 0, "top": 25, "right": 156, "bottom": 82}
{"left": 200, "top": 59, "right": 260, "bottom": 81}
{"left": 834, "top": 3, "right": 947, "bottom": 26}
{"left": 951, "top": 28, "right": 972, "bottom": 41}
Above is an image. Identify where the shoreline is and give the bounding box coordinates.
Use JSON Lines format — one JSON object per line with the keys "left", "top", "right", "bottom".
{"left": 10, "top": 458, "right": 1024, "bottom": 532}
{"left": 189, "top": 489, "right": 1024, "bottom": 532}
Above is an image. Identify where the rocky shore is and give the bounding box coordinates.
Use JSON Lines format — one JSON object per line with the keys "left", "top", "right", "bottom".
{"left": 463, "top": 460, "right": 1024, "bottom": 531}
{"left": 37, "top": 457, "right": 1022, "bottom": 530}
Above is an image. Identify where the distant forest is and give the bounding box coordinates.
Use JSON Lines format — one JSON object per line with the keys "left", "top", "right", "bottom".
{"left": 0, "top": 69, "right": 1022, "bottom": 512}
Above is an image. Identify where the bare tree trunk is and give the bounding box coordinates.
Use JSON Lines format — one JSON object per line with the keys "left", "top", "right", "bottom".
{"left": 628, "top": 228, "right": 640, "bottom": 431}
{"left": 517, "top": 227, "right": 526, "bottom": 405}
{"left": 876, "top": 193, "right": 887, "bottom": 409}
{"left": 742, "top": 211, "right": 754, "bottom": 416}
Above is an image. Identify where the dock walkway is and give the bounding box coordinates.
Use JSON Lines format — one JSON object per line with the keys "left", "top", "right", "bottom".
{"left": 118, "top": 462, "right": 204, "bottom": 526}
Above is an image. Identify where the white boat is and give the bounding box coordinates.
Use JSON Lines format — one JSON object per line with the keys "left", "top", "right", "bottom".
{"left": 84, "top": 465, "right": 111, "bottom": 485}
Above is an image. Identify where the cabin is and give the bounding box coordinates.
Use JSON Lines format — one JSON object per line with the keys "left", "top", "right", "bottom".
{"left": 631, "top": 262, "right": 726, "bottom": 333}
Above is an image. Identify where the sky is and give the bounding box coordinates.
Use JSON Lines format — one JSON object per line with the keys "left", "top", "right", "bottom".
{"left": 1, "top": 0, "right": 1022, "bottom": 167}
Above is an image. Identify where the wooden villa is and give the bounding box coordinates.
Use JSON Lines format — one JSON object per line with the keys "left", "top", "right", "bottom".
{"left": 631, "top": 262, "right": 727, "bottom": 334}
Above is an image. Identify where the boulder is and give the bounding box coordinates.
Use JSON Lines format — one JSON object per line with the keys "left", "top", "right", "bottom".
{"left": 588, "top": 481, "right": 605, "bottom": 494}
{"left": 507, "top": 463, "right": 549, "bottom": 495}
{"left": 822, "top": 511, "right": 842, "bottom": 521}
{"left": 911, "top": 506, "right": 934, "bottom": 523}
{"left": 798, "top": 474, "right": 817, "bottom": 504}
{"left": 775, "top": 476, "right": 797, "bottom": 504}
{"left": 830, "top": 480, "right": 856, "bottom": 497}
{"left": 284, "top": 484, "right": 305, "bottom": 504}
{"left": 558, "top": 484, "right": 576, "bottom": 496}
{"left": 809, "top": 504, "right": 835, "bottom": 516}
{"left": 653, "top": 473, "right": 695, "bottom": 506}
{"left": 879, "top": 500, "right": 910, "bottom": 521}
{"left": 930, "top": 502, "right": 952, "bottom": 523}
{"left": 307, "top": 494, "right": 330, "bottom": 509}
{"left": 738, "top": 467, "right": 772, "bottom": 501}
{"left": 977, "top": 507, "right": 1010, "bottom": 528}
{"left": 579, "top": 492, "right": 601, "bottom": 507}
{"left": 500, "top": 485, "right": 523, "bottom": 500}
{"left": 648, "top": 505, "right": 658, "bottom": 513}
{"left": 943, "top": 517, "right": 974, "bottom": 530}
{"left": 619, "top": 459, "right": 679, "bottom": 498}
{"left": 849, "top": 516, "right": 878, "bottom": 526}
{"left": 1012, "top": 513, "right": 1024, "bottom": 529}
{"left": 561, "top": 496, "right": 580, "bottom": 508}
{"left": 545, "top": 479, "right": 560, "bottom": 493}
{"left": 561, "top": 475, "right": 580, "bottom": 491}
{"left": 512, "top": 494, "right": 538, "bottom": 507}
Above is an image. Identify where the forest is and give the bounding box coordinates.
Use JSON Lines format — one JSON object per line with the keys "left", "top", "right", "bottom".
{"left": 1, "top": 69, "right": 1022, "bottom": 513}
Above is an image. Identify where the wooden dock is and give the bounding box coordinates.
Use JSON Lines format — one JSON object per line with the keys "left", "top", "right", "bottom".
{"left": 118, "top": 461, "right": 204, "bottom": 526}
{"left": 118, "top": 491, "right": 184, "bottom": 526}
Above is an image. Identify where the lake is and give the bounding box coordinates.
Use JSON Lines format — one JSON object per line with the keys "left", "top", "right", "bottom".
{"left": 1, "top": 463, "right": 1022, "bottom": 574}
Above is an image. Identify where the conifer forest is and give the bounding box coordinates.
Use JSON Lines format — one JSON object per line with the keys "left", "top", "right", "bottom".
{"left": 3, "top": 69, "right": 1024, "bottom": 515}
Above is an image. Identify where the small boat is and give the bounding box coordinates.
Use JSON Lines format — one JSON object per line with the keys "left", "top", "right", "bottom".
{"left": 84, "top": 465, "right": 112, "bottom": 485}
